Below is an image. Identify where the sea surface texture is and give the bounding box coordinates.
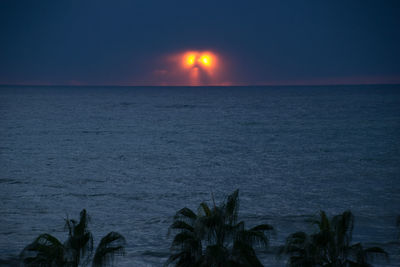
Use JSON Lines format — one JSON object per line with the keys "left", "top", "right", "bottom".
{"left": 0, "top": 85, "right": 399, "bottom": 266}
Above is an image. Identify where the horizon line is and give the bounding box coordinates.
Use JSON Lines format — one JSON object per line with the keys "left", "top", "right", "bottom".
{"left": 1, "top": 82, "right": 400, "bottom": 88}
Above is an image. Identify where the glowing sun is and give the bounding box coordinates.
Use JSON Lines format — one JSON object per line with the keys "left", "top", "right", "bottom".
{"left": 154, "top": 50, "right": 226, "bottom": 86}
{"left": 182, "top": 51, "right": 217, "bottom": 71}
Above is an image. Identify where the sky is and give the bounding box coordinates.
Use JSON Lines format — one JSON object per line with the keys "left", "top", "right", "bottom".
{"left": 0, "top": 0, "right": 399, "bottom": 86}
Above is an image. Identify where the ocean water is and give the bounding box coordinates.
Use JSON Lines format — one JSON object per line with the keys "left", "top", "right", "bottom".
{"left": 0, "top": 85, "right": 399, "bottom": 266}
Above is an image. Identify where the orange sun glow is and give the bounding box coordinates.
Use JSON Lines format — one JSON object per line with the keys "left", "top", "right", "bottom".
{"left": 155, "top": 50, "right": 226, "bottom": 86}
{"left": 182, "top": 51, "right": 217, "bottom": 70}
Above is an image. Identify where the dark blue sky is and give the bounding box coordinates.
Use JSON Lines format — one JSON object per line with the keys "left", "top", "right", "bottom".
{"left": 1, "top": 0, "right": 399, "bottom": 85}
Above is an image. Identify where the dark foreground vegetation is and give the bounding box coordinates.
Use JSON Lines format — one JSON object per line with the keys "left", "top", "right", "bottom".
{"left": 20, "top": 209, "right": 126, "bottom": 267}
{"left": 279, "top": 211, "right": 388, "bottom": 267}
{"left": 20, "top": 190, "right": 393, "bottom": 267}
{"left": 166, "top": 189, "right": 273, "bottom": 266}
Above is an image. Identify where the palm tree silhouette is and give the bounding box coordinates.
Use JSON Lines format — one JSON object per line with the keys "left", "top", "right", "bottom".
{"left": 280, "top": 210, "right": 388, "bottom": 267}
{"left": 64, "top": 209, "right": 94, "bottom": 266}
{"left": 166, "top": 189, "right": 274, "bottom": 267}
{"left": 397, "top": 215, "right": 400, "bottom": 240}
{"left": 20, "top": 209, "right": 126, "bottom": 267}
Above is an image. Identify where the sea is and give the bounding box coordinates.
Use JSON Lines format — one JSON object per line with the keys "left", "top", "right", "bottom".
{"left": 0, "top": 85, "right": 399, "bottom": 266}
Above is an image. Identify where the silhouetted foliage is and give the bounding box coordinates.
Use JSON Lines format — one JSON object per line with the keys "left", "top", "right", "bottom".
{"left": 280, "top": 210, "right": 388, "bottom": 267}
{"left": 397, "top": 215, "right": 400, "bottom": 240}
{"left": 20, "top": 209, "right": 126, "bottom": 267}
{"left": 92, "top": 232, "right": 126, "bottom": 267}
{"left": 64, "top": 209, "right": 94, "bottom": 266}
{"left": 20, "top": 233, "right": 66, "bottom": 267}
{"left": 166, "top": 189, "right": 274, "bottom": 267}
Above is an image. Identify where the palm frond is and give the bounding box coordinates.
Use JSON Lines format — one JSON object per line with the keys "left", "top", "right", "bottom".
{"left": 350, "top": 244, "right": 388, "bottom": 263}
{"left": 174, "top": 207, "right": 197, "bottom": 220}
{"left": 363, "top": 246, "right": 389, "bottom": 264}
{"left": 167, "top": 229, "right": 202, "bottom": 266}
{"left": 64, "top": 209, "right": 94, "bottom": 266}
{"left": 171, "top": 232, "right": 199, "bottom": 248}
{"left": 317, "top": 210, "right": 330, "bottom": 232}
{"left": 232, "top": 241, "right": 263, "bottom": 267}
{"left": 250, "top": 224, "right": 274, "bottom": 232}
{"left": 20, "top": 233, "right": 65, "bottom": 267}
{"left": 199, "top": 202, "right": 212, "bottom": 217}
{"left": 224, "top": 189, "right": 239, "bottom": 224}
{"left": 92, "top": 232, "right": 126, "bottom": 267}
{"left": 280, "top": 231, "right": 309, "bottom": 257}
{"left": 165, "top": 251, "right": 190, "bottom": 267}
{"left": 363, "top": 246, "right": 388, "bottom": 256}
{"left": 170, "top": 220, "right": 195, "bottom": 232}
{"left": 75, "top": 209, "right": 90, "bottom": 236}
{"left": 236, "top": 230, "right": 269, "bottom": 248}
{"left": 332, "top": 210, "right": 354, "bottom": 248}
